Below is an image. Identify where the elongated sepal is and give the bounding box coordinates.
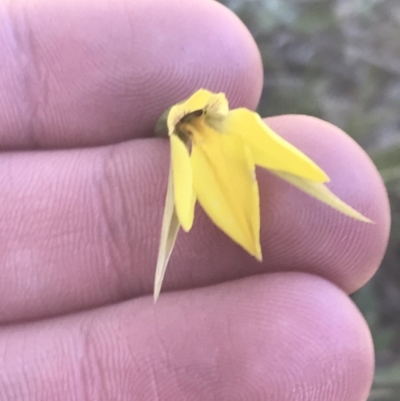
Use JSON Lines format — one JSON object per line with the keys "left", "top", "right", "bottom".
{"left": 224, "top": 109, "right": 329, "bottom": 183}
{"left": 273, "top": 171, "right": 373, "bottom": 223}
{"left": 154, "top": 167, "right": 180, "bottom": 302}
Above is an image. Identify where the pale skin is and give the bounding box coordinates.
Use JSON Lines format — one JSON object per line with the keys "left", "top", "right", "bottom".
{"left": 0, "top": 0, "right": 391, "bottom": 400}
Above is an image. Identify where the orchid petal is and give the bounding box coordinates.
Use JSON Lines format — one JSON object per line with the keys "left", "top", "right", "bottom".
{"left": 170, "top": 134, "right": 195, "bottom": 231}
{"left": 167, "top": 89, "right": 229, "bottom": 134}
{"left": 225, "top": 108, "right": 329, "bottom": 183}
{"left": 191, "top": 126, "right": 262, "bottom": 260}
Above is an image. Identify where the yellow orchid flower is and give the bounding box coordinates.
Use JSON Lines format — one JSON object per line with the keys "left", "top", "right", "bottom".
{"left": 154, "top": 89, "right": 371, "bottom": 300}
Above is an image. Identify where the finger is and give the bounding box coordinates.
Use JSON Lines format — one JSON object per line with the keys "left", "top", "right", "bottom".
{"left": 0, "top": 0, "right": 262, "bottom": 150}
{"left": 0, "top": 115, "right": 389, "bottom": 323}
{"left": 0, "top": 273, "right": 373, "bottom": 401}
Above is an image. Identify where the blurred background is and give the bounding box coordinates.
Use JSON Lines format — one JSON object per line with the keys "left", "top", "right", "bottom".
{"left": 217, "top": 0, "right": 400, "bottom": 399}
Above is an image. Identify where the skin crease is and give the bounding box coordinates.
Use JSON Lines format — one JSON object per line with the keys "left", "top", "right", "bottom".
{"left": 0, "top": 0, "right": 390, "bottom": 400}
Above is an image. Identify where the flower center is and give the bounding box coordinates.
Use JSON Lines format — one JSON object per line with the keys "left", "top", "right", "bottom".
{"left": 175, "top": 109, "right": 208, "bottom": 142}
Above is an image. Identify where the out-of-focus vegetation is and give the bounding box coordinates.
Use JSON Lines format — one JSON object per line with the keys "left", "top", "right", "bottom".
{"left": 218, "top": 0, "right": 400, "bottom": 399}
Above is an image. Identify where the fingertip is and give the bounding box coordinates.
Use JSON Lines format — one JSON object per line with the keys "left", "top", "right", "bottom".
{"left": 0, "top": 273, "right": 373, "bottom": 401}
{"left": 1, "top": 0, "right": 263, "bottom": 148}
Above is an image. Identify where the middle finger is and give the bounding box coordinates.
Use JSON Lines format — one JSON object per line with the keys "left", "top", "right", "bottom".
{"left": 0, "top": 115, "right": 389, "bottom": 323}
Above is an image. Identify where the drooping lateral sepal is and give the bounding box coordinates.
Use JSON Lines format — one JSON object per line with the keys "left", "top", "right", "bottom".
{"left": 154, "top": 167, "right": 181, "bottom": 301}
{"left": 273, "top": 171, "right": 372, "bottom": 223}
{"left": 224, "top": 109, "right": 329, "bottom": 183}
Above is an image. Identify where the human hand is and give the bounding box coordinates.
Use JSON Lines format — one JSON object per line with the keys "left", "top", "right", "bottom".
{"left": 0, "top": 0, "right": 390, "bottom": 400}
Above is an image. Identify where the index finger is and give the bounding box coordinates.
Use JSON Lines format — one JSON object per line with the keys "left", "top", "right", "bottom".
{"left": 0, "top": 0, "right": 262, "bottom": 150}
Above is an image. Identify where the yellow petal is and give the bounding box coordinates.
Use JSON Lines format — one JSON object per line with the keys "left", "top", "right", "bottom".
{"left": 191, "top": 127, "right": 262, "bottom": 260}
{"left": 154, "top": 167, "right": 181, "bottom": 302}
{"left": 167, "top": 89, "right": 229, "bottom": 134}
{"left": 170, "top": 134, "right": 196, "bottom": 231}
{"left": 273, "top": 171, "right": 372, "bottom": 223}
{"left": 224, "top": 108, "right": 329, "bottom": 183}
